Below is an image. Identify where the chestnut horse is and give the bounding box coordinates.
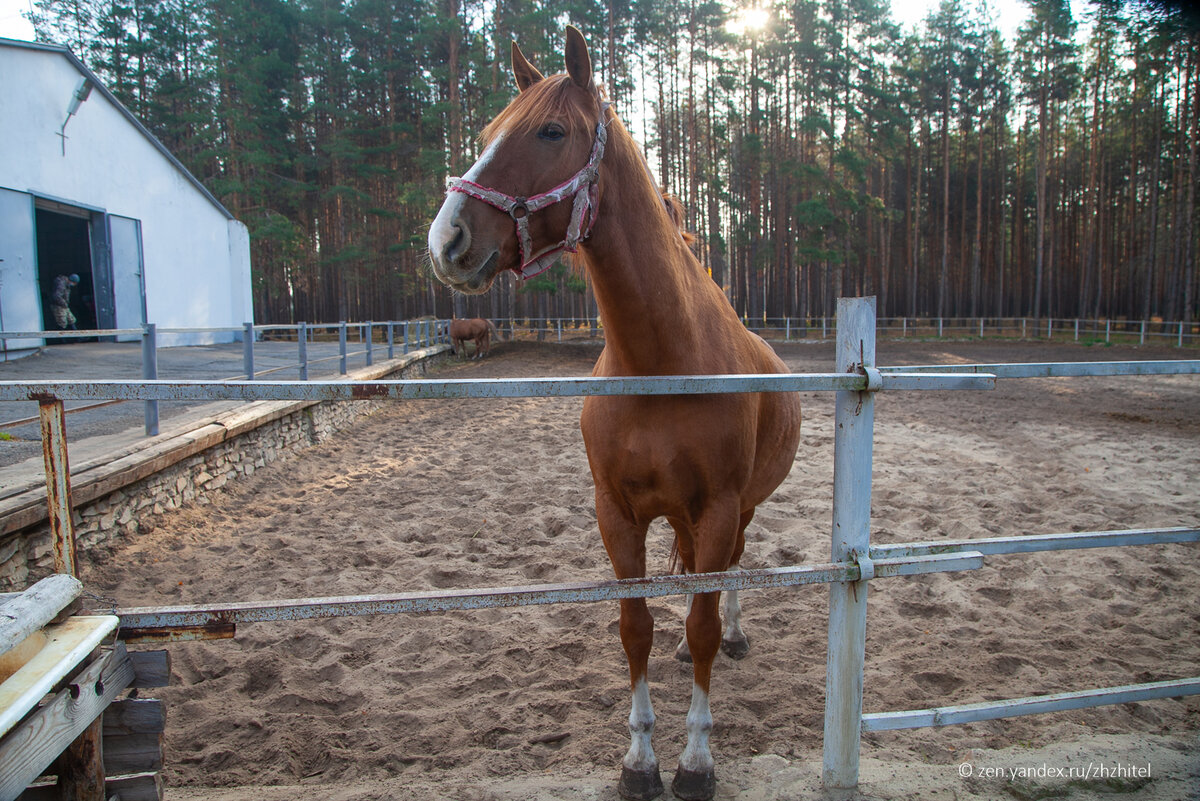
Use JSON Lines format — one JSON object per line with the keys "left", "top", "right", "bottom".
{"left": 450, "top": 317, "right": 500, "bottom": 359}
{"left": 428, "top": 28, "right": 801, "bottom": 801}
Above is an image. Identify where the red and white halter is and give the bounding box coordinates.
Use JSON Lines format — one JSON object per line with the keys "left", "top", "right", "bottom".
{"left": 446, "top": 112, "right": 609, "bottom": 280}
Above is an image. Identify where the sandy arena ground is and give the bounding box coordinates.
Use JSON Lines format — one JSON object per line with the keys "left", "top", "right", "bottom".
{"left": 79, "top": 338, "right": 1200, "bottom": 800}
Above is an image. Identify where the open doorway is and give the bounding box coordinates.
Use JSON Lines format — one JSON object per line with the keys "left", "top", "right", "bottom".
{"left": 35, "top": 206, "right": 97, "bottom": 338}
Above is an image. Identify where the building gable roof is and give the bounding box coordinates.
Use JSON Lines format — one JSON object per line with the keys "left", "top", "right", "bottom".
{"left": 0, "top": 36, "right": 235, "bottom": 221}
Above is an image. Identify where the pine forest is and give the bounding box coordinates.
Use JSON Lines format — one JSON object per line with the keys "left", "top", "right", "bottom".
{"left": 27, "top": 0, "right": 1200, "bottom": 328}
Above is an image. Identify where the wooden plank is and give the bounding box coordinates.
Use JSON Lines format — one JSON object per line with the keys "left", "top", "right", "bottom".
{"left": 0, "top": 576, "right": 83, "bottom": 661}
{"left": 102, "top": 700, "right": 164, "bottom": 737}
{"left": 18, "top": 772, "right": 162, "bottom": 801}
{"left": 38, "top": 400, "right": 77, "bottom": 577}
{"left": 0, "top": 645, "right": 134, "bottom": 801}
{"left": 100, "top": 772, "right": 162, "bottom": 801}
{"left": 101, "top": 732, "right": 162, "bottom": 775}
{"left": 0, "top": 617, "right": 119, "bottom": 741}
{"left": 102, "top": 701, "right": 165, "bottom": 776}
{"left": 55, "top": 714, "right": 103, "bottom": 800}
{"left": 126, "top": 651, "right": 170, "bottom": 689}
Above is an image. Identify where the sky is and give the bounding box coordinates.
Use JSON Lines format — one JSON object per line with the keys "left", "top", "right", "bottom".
{"left": 0, "top": 0, "right": 1094, "bottom": 46}
{"left": 0, "top": 0, "right": 32, "bottom": 40}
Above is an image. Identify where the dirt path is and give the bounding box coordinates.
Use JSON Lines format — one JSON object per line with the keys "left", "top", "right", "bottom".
{"left": 80, "top": 339, "right": 1200, "bottom": 800}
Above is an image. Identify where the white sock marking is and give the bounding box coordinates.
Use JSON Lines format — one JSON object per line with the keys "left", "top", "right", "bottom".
{"left": 679, "top": 684, "right": 714, "bottom": 773}
{"left": 624, "top": 676, "right": 658, "bottom": 772}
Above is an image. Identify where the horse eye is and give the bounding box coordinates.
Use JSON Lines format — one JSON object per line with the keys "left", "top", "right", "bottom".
{"left": 537, "top": 124, "right": 565, "bottom": 142}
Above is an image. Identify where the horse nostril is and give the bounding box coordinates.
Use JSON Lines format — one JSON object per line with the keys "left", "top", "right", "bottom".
{"left": 445, "top": 221, "right": 470, "bottom": 262}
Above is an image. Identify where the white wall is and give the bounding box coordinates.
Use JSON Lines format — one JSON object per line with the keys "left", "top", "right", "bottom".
{"left": 0, "top": 42, "right": 253, "bottom": 346}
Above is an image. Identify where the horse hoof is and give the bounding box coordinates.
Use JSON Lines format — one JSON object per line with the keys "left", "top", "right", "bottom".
{"left": 674, "top": 646, "right": 693, "bottom": 664}
{"left": 721, "top": 636, "right": 750, "bottom": 660}
{"left": 618, "top": 766, "right": 664, "bottom": 800}
{"left": 671, "top": 766, "right": 716, "bottom": 801}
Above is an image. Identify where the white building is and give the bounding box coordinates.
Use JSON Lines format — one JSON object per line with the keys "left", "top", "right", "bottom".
{"left": 0, "top": 37, "right": 252, "bottom": 352}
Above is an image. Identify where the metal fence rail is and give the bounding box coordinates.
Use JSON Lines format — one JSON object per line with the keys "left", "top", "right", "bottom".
{"left": 7, "top": 297, "right": 1198, "bottom": 793}
{"left": 117, "top": 551, "right": 986, "bottom": 638}
{"left": 881, "top": 360, "right": 1200, "bottom": 378}
{"left": 1, "top": 320, "right": 451, "bottom": 436}
{"left": 0, "top": 371, "right": 994, "bottom": 403}
{"left": 862, "top": 677, "right": 1200, "bottom": 732}
{"left": 440, "top": 315, "right": 1200, "bottom": 346}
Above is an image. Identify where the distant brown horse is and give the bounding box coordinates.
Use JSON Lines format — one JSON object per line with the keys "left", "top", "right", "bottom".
{"left": 428, "top": 28, "right": 801, "bottom": 801}
{"left": 449, "top": 318, "right": 500, "bottom": 359}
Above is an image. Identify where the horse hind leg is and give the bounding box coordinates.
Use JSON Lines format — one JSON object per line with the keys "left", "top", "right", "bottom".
{"left": 719, "top": 567, "right": 749, "bottom": 659}
{"left": 669, "top": 518, "right": 696, "bottom": 663}
{"left": 674, "top": 510, "right": 753, "bottom": 663}
{"left": 674, "top": 592, "right": 694, "bottom": 662}
{"left": 674, "top": 571, "right": 748, "bottom": 662}
{"left": 720, "top": 509, "right": 754, "bottom": 659}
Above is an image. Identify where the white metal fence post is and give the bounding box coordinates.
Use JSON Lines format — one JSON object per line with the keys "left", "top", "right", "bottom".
{"left": 822, "top": 296, "right": 877, "bottom": 790}
{"left": 243, "top": 322, "right": 255, "bottom": 379}
{"left": 339, "top": 322, "right": 348, "bottom": 374}
{"left": 141, "top": 323, "right": 158, "bottom": 436}
{"left": 298, "top": 322, "right": 309, "bottom": 381}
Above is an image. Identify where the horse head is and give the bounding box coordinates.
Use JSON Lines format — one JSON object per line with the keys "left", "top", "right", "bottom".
{"left": 428, "top": 27, "right": 607, "bottom": 294}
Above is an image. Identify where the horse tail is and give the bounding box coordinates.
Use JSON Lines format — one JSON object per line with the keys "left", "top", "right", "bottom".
{"left": 668, "top": 536, "right": 683, "bottom": 575}
{"left": 487, "top": 319, "right": 502, "bottom": 341}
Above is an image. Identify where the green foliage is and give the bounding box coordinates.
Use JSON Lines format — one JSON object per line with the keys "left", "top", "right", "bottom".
{"left": 26, "top": 0, "right": 1198, "bottom": 324}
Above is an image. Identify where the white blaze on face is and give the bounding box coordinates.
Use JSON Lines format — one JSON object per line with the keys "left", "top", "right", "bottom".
{"left": 428, "top": 135, "right": 506, "bottom": 272}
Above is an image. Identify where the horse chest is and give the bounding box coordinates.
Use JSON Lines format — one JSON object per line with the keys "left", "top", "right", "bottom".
{"left": 581, "top": 395, "right": 755, "bottom": 512}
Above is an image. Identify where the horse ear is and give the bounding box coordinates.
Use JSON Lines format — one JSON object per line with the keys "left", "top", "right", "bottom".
{"left": 511, "top": 40, "right": 544, "bottom": 92}
{"left": 564, "top": 25, "right": 593, "bottom": 91}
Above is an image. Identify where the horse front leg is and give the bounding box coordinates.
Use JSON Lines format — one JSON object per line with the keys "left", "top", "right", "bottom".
{"left": 673, "top": 502, "right": 741, "bottom": 801}
{"left": 597, "top": 496, "right": 662, "bottom": 801}
{"left": 674, "top": 589, "right": 719, "bottom": 801}
{"left": 619, "top": 597, "right": 661, "bottom": 800}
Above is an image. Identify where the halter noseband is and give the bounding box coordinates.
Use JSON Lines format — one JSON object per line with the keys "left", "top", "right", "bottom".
{"left": 446, "top": 111, "right": 609, "bottom": 280}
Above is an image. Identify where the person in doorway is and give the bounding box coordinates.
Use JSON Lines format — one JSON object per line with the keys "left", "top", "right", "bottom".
{"left": 51, "top": 273, "right": 79, "bottom": 330}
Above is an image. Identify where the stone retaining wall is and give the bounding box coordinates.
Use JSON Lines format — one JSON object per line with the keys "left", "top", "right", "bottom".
{"left": 0, "top": 346, "right": 450, "bottom": 588}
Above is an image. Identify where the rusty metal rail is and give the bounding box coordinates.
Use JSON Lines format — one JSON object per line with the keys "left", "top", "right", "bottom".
{"left": 115, "top": 551, "right": 985, "bottom": 642}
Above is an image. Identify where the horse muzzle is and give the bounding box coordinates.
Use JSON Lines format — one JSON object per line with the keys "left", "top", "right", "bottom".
{"left": 428, "top": 208, "right": 503, "bottom": 294}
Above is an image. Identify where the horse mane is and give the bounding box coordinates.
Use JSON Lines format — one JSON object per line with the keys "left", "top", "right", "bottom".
{"left": 482, "top": 74, "right": 602, "bottom": 146}
{"left": 660, "top": 190, "right": 695, "bottom": 245}
{"left": 490, "top": 73, "right": 697, "bottom": 271}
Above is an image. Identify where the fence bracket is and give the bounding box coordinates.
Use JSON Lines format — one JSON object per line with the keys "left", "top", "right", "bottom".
{"left": 861, "top": 365, "right": 882, "bottom": 393}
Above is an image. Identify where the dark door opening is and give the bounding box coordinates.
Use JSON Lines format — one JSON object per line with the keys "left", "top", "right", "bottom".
{"left": 36, "top": 208, "right": 97, "bottom": 340}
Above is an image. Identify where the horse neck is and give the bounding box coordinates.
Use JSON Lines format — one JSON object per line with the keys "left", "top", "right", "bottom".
{"left": 581, "top": 127, "right": 736, "bottom": 374}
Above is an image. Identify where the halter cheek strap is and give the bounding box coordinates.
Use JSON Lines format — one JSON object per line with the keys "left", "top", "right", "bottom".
{"left": 446, "top": 115, "right": 609, "bottom": 280}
